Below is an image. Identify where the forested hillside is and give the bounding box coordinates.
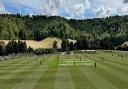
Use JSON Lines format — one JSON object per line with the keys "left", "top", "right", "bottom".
{"left": 0, "top": 14, "right": 128, "bottom": 49}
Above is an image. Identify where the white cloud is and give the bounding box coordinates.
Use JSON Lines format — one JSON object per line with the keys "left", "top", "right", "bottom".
{"left": 121, "top": 7, "right": 128, "bottom": 15}
{"left": 90, "top": 0, "right": 124, "bottom": 18}
{"left": 92, "top": 0, "right": 123, "bottom": 9}
{"left": 72, "top": 0, "right": 89, "bottom": 16}
{"left": 43, "top": 0, "right": 63, "bottom": 16}
{"left": 95, "top": 6, "right": 117, "bottom": 18}
{"left": 0, "top": 0, "right": 128, "bottom": 19}
{"left": 63, "top": 0, "right": 90, "bottom": 18}
{"left": 42, "top": 0, "right": 90, "bottom": 18}
{"left": 0, "top": 3, "right": 7, "bottom": 14}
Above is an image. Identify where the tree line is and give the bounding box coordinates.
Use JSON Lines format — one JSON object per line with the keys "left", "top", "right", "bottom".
{"left": 60, "top": 37, "right": 115, "bottom": 51}
{"left": 0, "top": 40, "right": 28, "bottom": 56}
{"left": 0, "top": 38, "right": 128, "bottom": 56}
{"left": 0, "top": 40, "right": 57, "bottom": 56}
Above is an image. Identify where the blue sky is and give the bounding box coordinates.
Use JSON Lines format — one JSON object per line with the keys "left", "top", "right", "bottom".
{"left": 0, "top": 0, "right": 128, "bottom": 19}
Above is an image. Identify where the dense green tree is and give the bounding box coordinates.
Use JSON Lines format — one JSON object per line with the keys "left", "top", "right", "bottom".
{"left": 99, "top": 37, "right": 114, "bottom": 49}
{"left": 27, "top": 46, "right": 34, "bottom": 53}
{"left": 5, "top": 40, "right": 18, "bottom": 54}
{"left": 19, "top": 30, "right": 27, "bottom": 40}
{"left": 53, "top": 41, "right": 58, "bottom": 49}
{"left": 74, "top": 37, "right": 88, "bottom": 50}
{"left": 34, "top": 30, "right": 43, "bottom": 41}
{"left": 0, "top": 45, "right": 4, "bottom": 56}
{"left": 34, "top": 48, "right": 54, "bottom": 55}
{"left": 69, "top": 42, "right": 74, "bottom": 50}
{"left": 61, "top": 39, "right": 69, "bottom": 51}
{"left": 18, "top": 41, "right": 27, "bottom": 53}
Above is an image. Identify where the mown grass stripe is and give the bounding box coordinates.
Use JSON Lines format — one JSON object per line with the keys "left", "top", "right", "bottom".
{"left": 95, "top": 67, "right": 128, "bottom": 89}
{"left": 90, "top": 54, "right": 128, "bottom": 74}
{"left": 88, "top": 54, "right": 128, "bottom": 82}
{"left": 100, "top": 60, "right": 128, "bottom": 74}
{"left": 12, "top": 64, "right": 49, "bottom": 89}
{"left": 1, "top": 63, "right": 40, "bottom": 89}
{"left": 70, "top": 67, "right": 96, "bottom": 89}
{"left": 0, "top": 57, "right": 37, "bottom": 83}
{"left": 33, "top": 66, "right": 58, "bottom": 89}
{"left": 33, "top": 55, "right": 58, "bottom": 89}
{"left": 0, "top": 56, "right": 36, "bottom": 71}
{"left": 54, "top": 66, "right": 74, "bottom": 89}
{"left": 86, "top": 54, "right": 128, "bottom": 89}
{"left": 99, "top": 52, "right": 128, "bottom": 65}
{"left": 0, "top": 55, "right": 50, "bottom": 89}
{"left": 99, "top": 63, "right": 128, "bottom": 82}
{"left": 0, "top": 56, "right": 35, "bottom": 68}
{"left": 0, "top": 60, "right": 36, "bottom": 77}
{"left": 79, "top": 67, "right": 118, "bottom": 89}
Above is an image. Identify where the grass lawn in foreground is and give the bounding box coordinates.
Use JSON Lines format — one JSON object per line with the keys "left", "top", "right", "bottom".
{"left": 0, "top": 50, "right": 128, "bottom": 89}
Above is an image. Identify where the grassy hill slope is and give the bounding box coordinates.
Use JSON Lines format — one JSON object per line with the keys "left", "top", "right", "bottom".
{"left": 0, "top": 37, "right": 76, "bottom": 49}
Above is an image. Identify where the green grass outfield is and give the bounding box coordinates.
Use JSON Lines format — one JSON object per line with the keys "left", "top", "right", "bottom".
{"left": 0, "top": 50, "right": 128, "bottom": 89}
